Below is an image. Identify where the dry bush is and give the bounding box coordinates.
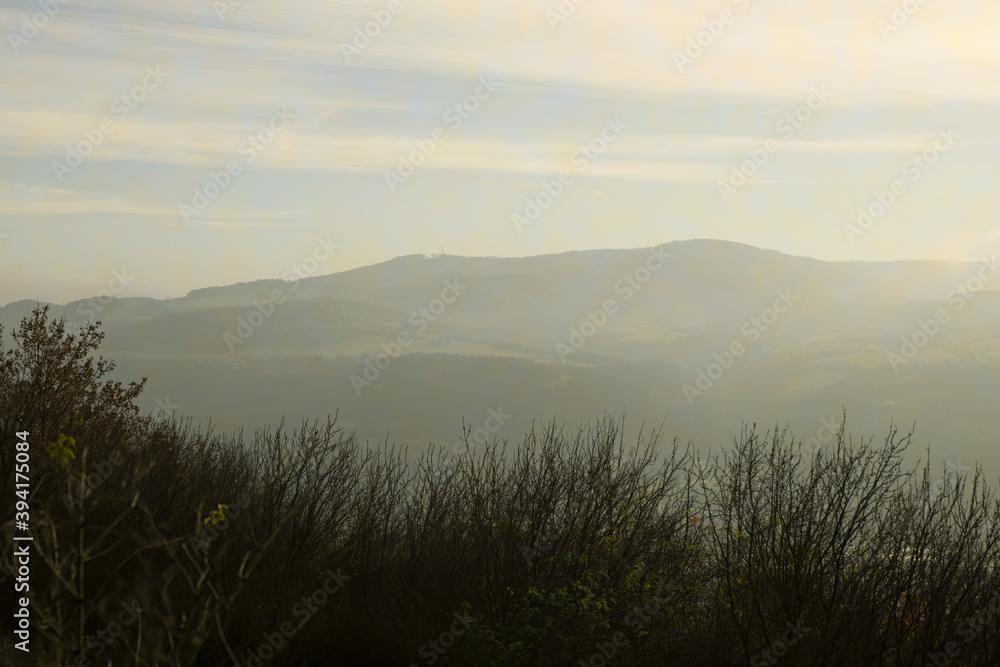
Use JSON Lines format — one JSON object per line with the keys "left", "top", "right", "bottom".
{"left": 3, "top": 305, "right": 1000, "bottom": 666}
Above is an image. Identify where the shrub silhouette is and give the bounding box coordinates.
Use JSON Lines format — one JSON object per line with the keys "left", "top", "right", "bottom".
{"left": 0, "top": 304, "right": 999, "bottom": 665}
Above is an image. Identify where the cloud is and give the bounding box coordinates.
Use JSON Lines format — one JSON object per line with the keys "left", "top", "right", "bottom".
{"left": 0, "top": 181, "right": 307, "bottom": 223}
{"left": 3, "top": 0, "right": 997, "bottom": 180}
{"left": 1, "top": 0, "right": 998, "bottom": 303}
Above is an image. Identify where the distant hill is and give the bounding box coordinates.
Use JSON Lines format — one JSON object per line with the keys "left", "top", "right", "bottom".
{"left": 3, "top": 240, "right": 998, "bottom": 473}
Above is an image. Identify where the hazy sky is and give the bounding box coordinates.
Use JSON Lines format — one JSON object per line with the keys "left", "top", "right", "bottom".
{"left": 2, "top": 0, "right": 999, "bottom": 304}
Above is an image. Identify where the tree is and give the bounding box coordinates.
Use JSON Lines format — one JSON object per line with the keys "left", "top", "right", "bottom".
{"left": 0, "top": 303, "right": 149, "bottom": 517}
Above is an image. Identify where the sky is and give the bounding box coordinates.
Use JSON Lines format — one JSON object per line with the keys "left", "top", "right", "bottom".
{"left": 1, "top": 0, "right": 999, "bottom": 305}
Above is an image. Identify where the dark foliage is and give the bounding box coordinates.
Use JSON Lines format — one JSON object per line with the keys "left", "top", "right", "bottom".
{"left": 1, "top": 305, "right": 998, "bottom": 666}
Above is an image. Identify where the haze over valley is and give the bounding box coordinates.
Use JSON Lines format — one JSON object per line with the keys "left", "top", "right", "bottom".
{"left": 5, "top": 239, "right": 997, "bottom": 475}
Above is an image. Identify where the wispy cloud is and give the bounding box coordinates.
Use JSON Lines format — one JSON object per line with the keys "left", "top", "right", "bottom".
{"left": 2, "top": 0, "right": 999, "bottom": 302}
{"left": 0, "top": 181, "right": 307, "bottom": 223}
